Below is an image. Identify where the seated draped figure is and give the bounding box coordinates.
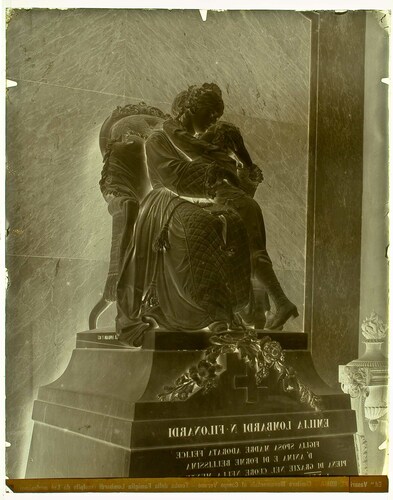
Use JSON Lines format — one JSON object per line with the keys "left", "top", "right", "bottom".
{"left": 162, "top": 110, "right": 297, "bottom": 332}
{"left": 89, "top": 104, "right": 168, "bottom": 329}
{"left": 113, "top": 84, "right": 297, "bottom": 347}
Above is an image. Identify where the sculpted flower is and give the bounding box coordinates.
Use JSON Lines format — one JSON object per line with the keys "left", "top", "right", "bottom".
{"left": 197, "top": 359, "right": 219, "bottom": 379}
{"left": 283, "top": 374, "right": 299, "bottom": 392}
{"left": 187, "top": 360, "right": 219, "bottom": 387}
{"left": 256, "top": 366, "right": 269, "bottom": 385}
{"left": 197, "top": 360, "right": 211, "bottom": 377}
{"left": 188, "top": 366, "right": 203, "bottom": 386}
{"left": 346, "top": 366, "right": 367, "bottom": 385}
{"left": 262, "top": 341, "right": 282, "bottom": 364}
{"left": 343, "top": 366, "right": 369, "bottom": 398}
{"left": 361, "top": 312, "right": 387, "bottom": 340}
{"left": 176, "top": 374, "right": 189, "bottom": 385}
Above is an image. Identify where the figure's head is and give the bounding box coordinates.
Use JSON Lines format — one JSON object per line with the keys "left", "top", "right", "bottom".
{"left": 200, "top": 121, "right": 253, "bottom": 168}
{"left": 172, "top": 83, "right": 224, "bottom": 134}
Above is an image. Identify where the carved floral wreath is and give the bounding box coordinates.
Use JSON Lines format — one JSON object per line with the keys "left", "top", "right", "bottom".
{"left": 158, "top": 330, "right": 323, "bottom": 412}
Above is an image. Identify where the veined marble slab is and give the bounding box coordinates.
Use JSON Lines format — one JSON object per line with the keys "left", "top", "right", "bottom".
{"left": 5, "top": 254, "right": 115, "bottom": 478}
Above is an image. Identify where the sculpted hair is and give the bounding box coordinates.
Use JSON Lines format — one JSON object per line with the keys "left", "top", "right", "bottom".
{"left": 201, "top": 121, "right": 253, "bottom": 168}
{"left": 172, "top": 83, "right": 224, "bottom": 120}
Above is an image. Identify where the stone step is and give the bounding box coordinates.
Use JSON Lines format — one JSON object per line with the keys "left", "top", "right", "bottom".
{"left": 76, "top": 328, "right": 309, "bottom": 351}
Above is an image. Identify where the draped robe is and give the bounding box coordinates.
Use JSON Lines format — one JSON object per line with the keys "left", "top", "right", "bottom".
{"left": 116, "top": 128, "right": 251, "bottom": 346}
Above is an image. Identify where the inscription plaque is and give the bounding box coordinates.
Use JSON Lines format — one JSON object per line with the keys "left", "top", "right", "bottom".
{"left": 129, "top": 410, "right": 358, "bottom": 477}
{"left": 130, "top": 435, "right": 357, "bottom": 477}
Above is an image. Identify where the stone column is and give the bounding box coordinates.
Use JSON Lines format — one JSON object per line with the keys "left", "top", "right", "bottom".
{"left": 310, "top": 11, "right": 366, "bottom": 386}
{"left": 359, "top": 11, "right": 389, "bottom": 356}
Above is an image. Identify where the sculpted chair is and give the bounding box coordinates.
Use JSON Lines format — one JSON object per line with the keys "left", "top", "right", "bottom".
{"left": 88, "top": 103, "right": 169, "bottom": 330}
{"left": 89, "top": 104, "right": 270, "bottom": 331}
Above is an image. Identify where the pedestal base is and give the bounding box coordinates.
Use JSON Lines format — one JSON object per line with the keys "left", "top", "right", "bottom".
{"left": 26, "top": 328, "right": 358, "bottom": 478}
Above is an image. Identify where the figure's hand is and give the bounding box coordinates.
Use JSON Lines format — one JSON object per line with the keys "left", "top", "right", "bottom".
{"left": 104, "top": 192, "right": 116, "bottom": 203}
{"left": 249, "top": 163, "right": 264, "bottom": 183}
{"left": 205, "top": 165, "right": 240, "bottom": 197}
{"left": 215, "top": 166, "right": 241, "bottom": 188}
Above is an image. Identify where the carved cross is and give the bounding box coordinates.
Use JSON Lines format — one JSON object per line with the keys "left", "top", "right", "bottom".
{"left": 234, "top": 364, "right": 268, "bottom": 403}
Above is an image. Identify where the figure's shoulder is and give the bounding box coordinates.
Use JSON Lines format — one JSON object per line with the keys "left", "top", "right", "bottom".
{"left": 147, "top": 129, "right": 167, "bottom": 140}
{"left": 147, "top": 118, "right": 179, "bottom": 140}
{"left": 112, "top": 136, "right": 145, "bottom": 152}
{"left": 146, "top": 127, "right": 173, "bottom": 148}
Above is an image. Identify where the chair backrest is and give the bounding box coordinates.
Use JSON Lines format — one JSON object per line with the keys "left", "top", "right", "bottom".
{"left": 99, "top": 102, "right": 170, "bottom": 156}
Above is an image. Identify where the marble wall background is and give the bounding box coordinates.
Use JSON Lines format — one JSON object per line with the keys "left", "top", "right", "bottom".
{"left": 6, "top": 9, "right": 311, "bottom": 477}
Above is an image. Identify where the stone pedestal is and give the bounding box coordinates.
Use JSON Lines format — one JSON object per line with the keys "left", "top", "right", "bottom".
{"left": 339, "top": 313, "right": 388, "bottom": 475}
{"left": 26, "top": 328, "right": 358, "bottom": 478}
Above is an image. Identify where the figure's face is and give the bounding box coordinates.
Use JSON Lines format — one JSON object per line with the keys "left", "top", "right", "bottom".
{"left": 191, "top": 108, "right": 220, "bottom": 134}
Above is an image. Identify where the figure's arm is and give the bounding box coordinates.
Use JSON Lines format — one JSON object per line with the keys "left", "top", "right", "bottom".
{"left": 145, "top": 132, "right": 219, "bottom": 198}
{"left": 163, "top": 119, "right": 238, "bottom": 173}
{"left": 145, "top": 132, "right": 238, "bottom": 198}
{"left": 163, "top": 118, "right": 218, "bottom": 158}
